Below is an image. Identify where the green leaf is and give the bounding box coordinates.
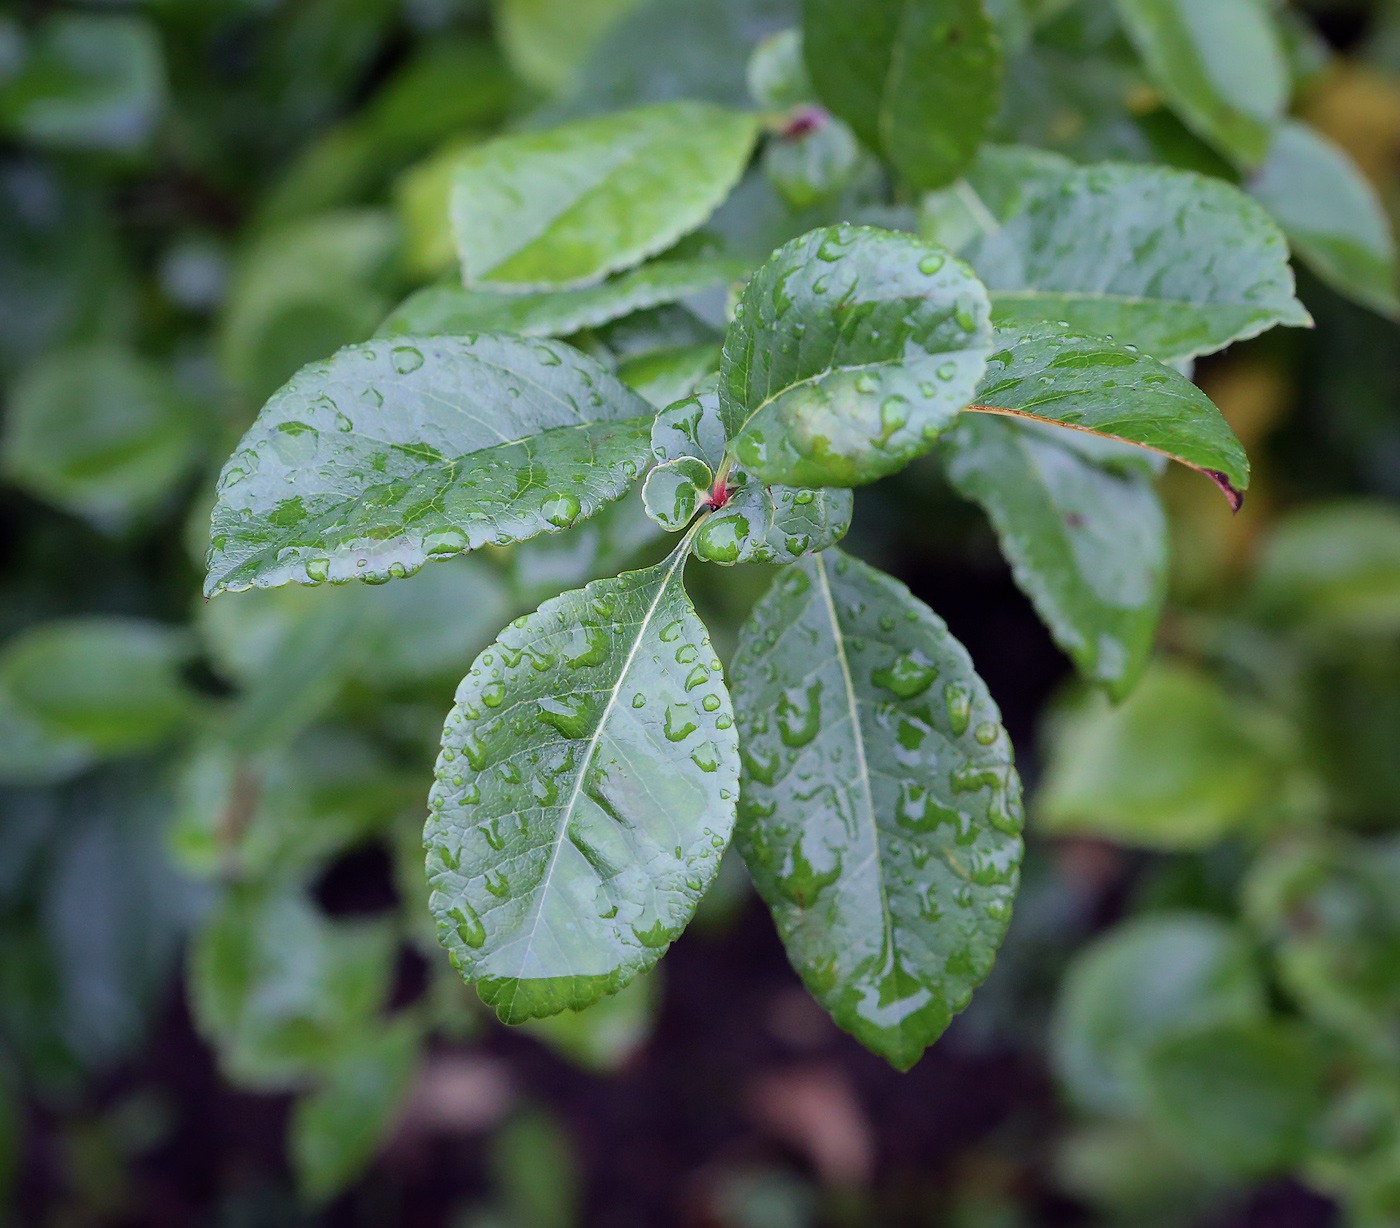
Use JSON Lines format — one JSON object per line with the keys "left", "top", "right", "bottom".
{"left": 964, "top": 163, "right": 1312, "bottom": 363}
{"left": 943, "top": 412, "right": 1167, "bottom": 699}
{"left": 802, "top": 0, "right": 1002, "bottom": 190}
{"left": 650, "top": 380, "right": 729, "bottom": 470}
{"left": 747, "top": 27, "right": 812, "bottom": 111}
{"left": 618, "top": 343, "right": 723, "bottom": 409}
{"left": 496, "top": 0, "right": 646, "bottom": 95}
{"left": 691, "top": 474, "right": 851, "bottom": 564}
{"left": 731, "top": 549, "right": 1023, "bottom": 1069}
{"left": 918, "top": 144, "right": 1076, "bottom": 253}
{"left": 205, "top": 333, "right": 654, "bottom": 595}
{"left": 1, "top": 343, "right": 204, "bottom": 532}
{"left": 396, "top": 138, "right": 485, "bottom": 279}
{"left": 290, "top": 1019, "right": 422, "bottom": 1203}
{"left": 1140, "top": 1021, "right": 1325, "bottom": 1177}
{"left": 189, "top": 880, "right": 397, "bottom": 1090}
{"left": 1249, "top": 121, "right": 1400, "bottom": 320}
{"left": 425, "top": 539, "right": 739, "bottom": 1023}
{"left": 1050, "top": 911, "right": 1267, "bottom": 1119}
{"left": 1036, "top": 662, "right": 1282, "bottom": 850}
{"left": 491, "top": 1108, "right": 579, "bottom": 1228}
{"left": 643, "top": 457, "right": 714, "bottom": 531}
{"left": 723, "top": 225, "right": 993, "bottom": 487}
{"left": 380, "top": 257, "right": 743, "bottom": 341}
{"left": 1112, "top": 0, "right": 1287, "bottom": 168}
{"left": 518, "top": 968, "right": 660, "bottom": 1072}
{"left": 0, "top": 14, "right": 166, "bottom": 151}
{"left": 762, "top": 112, "right": 862, "bottom": 211}
{"left": 450, "top": 102, "right": 760, "bottom": 291}
{"left": 965, "top": 322, "right": 1250, "bottom": 508}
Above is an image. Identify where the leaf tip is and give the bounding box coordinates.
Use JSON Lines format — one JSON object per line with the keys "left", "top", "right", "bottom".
{"left": 1204, "top": 470, "right": 1245, "bottom": 513}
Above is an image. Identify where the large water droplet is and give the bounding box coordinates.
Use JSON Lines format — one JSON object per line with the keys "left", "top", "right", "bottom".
{"left": 391, "top": 346, "right": 425, "bottom": 374}
{"left": 872, "top": 651, "right": 937, "bottom": 699}
{"left": 776, "top": 679, "right": 822, "bottom": 748}
{"left": 451, "top": 902, "right": 485, "bottom": 948}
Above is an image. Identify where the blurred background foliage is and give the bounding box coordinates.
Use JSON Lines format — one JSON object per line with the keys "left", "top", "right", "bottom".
{"left": 2, "top": 0, "right": 1400, "bottom": 1224}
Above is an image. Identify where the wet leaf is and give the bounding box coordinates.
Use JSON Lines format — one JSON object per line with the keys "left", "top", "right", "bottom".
{"left": 425, "top": 539, "right": 739, "bottom": 1023}
{"left": 451, "top": 101, "right": 760, "bottom": 291}
{"left": 1113, "top": 0, "right": 1288, "bottom": 167}
{"left": 965, "top": 322, "right": 1250, "bottom": 507}
{"left": 205, "top": 334, "right": 654, "bottom": 595}
{"left": 642, "top": 457, "right": 713, "bottom": 532}
{"left": 723, "top": 225, "right": 993, "bottom": 487}
{"left": 731, "top": 549, "right": 1023, "bottom": 1069}
{"left": 965, "top": 163, "right": 1312, "bottom": 362}
{"left": 802, "top": 0, "right": 1001, "bottom": 190}
{"left": 943, "top": 412, "right": 1167, "bottom": 700}
{"left": 919, "top": 144, "right": 1076, "bottom": 253}
{"left": 379, "top": 256, "right": 745, "bottom": 340}
{"left": 518, "top": 968, "right": 661, "bottom": 1072}
{"left": 1249, "top": 121, "right": 1400, "bottom": 321}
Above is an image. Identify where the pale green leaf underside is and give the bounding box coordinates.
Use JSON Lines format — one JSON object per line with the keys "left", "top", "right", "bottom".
{"left": 378, "top": 256, "right": 747, "bottom": 340}
{"left": 1249, "top": 121, "right": 1400, "bottom": 321}
{"left": 205, "top": 334, "right": 653, "bottom": 596}
{"left": 450, "top": 100, "right": 760, "bottom": 291}
{"left": 425, "top": 542, "right": 739, "bottom": 1023}
{"left": 943, "top": 413, "right": 1167, "bottom": 700}
{"left": 965, "top": 163, "right": 1311, "bottom": 362}
{"left": 1113, "top": 0, "right": 1288, "bottom": 168}
{"left": 731, "top": 549, "right": 1023, "bottom": 1070}
{"left": 724, "top": 225, "right": 993, "bottom": 487}
{"left": 803, "top": 0, "right": 1001, "bottom": 191}
{"left": 967, "top": 322, "right": 1250, "bottom": 506}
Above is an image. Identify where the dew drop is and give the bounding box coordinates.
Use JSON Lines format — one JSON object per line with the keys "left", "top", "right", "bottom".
{"left": 391, "top": 346, "right": 425, "bottom": 374}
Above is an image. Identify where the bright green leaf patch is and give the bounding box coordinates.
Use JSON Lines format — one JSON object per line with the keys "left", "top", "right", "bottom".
{"left": 732, "top": 550, "right": 1023, "bottom": 1069}
{"left": 205, "top": 334, "right": 654, "bottom": 595}
{"left": 723, "top": 225, "right": 993, "bottom": 487}
{"left": 450, "top": 101, "right": 760, "bottom": 291}
{"left": 965, "top": 163, "right": 1311, "bottom": 363}
{"left": 965, "top": 322, "right": 1250, "bottom": 508}
{"left": 425, "top": 539, "right": 739, "bottom": 1023}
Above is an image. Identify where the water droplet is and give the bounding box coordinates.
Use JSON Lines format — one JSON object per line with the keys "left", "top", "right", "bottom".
{"left": 872, "top": 651, "right": 937, "bottom": 699}
{"left": 481, "top": 681, "right": 506, "bottom": 708}
{"left": 536, "top": 694, "right": 593, "bottom": 738}
{"left": 541, "top": 492, "right": 581, "bottom": 528}
{"left": 424, "top": 527, "right": 468, "bottom": 559}
{"left": 974, "top": 721, "right": 1000, "bottom": 745}
{"left": 919, "top": 252, "right": 945, "bottom": 274}
{"left": 702, "top": 694, "right": 721, "bottom": 712}
{"left": 937, "top": 362, "right": 958, "bottom": 380}
{"left": 450, "top": 903, "right": 485, "bottom": 948}
{"left": 660, "top": 620, "right": 683, "bottom": 643}
{"left": 632, "top": 693, "right": 646, "bottom": 708}
{"left": 665, "top": 704, "right": 697, "bottom": 742}
{"left": 304, "top": 557, "right": 330, "bottom": 582}
{"left": 777, "top": 679, "right": 822, "bottom": 748}
{"left": 855, "top": 372, "right": 880, "bottom": 394}
{"left": 533, "top": 344, "right": 562, "bottom": 366}
{"left": 335, "top": 412, "right": 354, "bottom": 431}
{"left": 944, "top": 684, "right": 971, "bottom": 736}
{"left": 391, "top": 345, "right": 425, "bottom": 374}
{"left": 690, "top": 740, "right": 720, "bottom": 772}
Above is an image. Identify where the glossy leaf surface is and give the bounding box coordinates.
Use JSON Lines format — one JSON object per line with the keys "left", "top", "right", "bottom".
{"left": 944, "top": 412, "right": 1167, "bottom": 699}
{"left": 379, "top": 256, "right": 745, "bottom": 340}
{"left": 802, "top": 0, "right": 1001, "bottom": 190}
{"left": 205, "top": 334, "right": 653, "bottom": 595}
{"left": 965, "top": 164, "right": 1311, "bottom": 362}
{"left": 966, "top": 322, "right": 1250, "bottom": 507}
{"left": 426, "top": 543, "right": 739, "bottom": 1023}
{"left": 450, "top": 102, "right": 760, "bottom": 290}
{"left": 1113, "top": 0, "right": 1288, "bottom": 167}
{"left": 723, "top": 226, "right": 993, "bottom": 487}
{"left": 1250, "top": 121, "right": 1400, "bottom": 320}
{"left": 732, "top": 550, "right": 1023, "bottom": 1069}
{"left": 642, "top": 457, "right": 713, "bottom": 531}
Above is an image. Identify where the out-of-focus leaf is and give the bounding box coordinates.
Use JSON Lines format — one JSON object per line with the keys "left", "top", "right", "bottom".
{"left": 1050, "top": 911, "right": 1266, "bottom": 1118}
{"left": 450, "top": 102, "right": 759, "bottom": 291}
{"left": 290, "top": 1018, "right": 421, "bottom": 1204}
{"left": 1036, "top": 662, "right": 1281, "bottom": 850}
{"left": 426, "top": 543, "right": 739, "bottom": 1023}
{"left": 204, "top": 334, "right": 653, "bottom": 595}
{"left": 724, "top": 226, "right": 993, "bottom": 487}
{"left": 1250, "top": 121, "right": 1400, "bottom": 321}
{"left": 966, "top": 321, "right": 1249, "bottom": 508}
{"left": 1141, "top": 1021, "right": 1325, "bottom": 1177}
{"left": 0, "top": 14, "right": 165, "bottom": 151}
{"left": 380, "top": 257, "right": 744, "bottom": 340}
{"left": 1252, "top": 500, "right": 1400, "bottom": 634}
{"left": 189, "top": 880, "right": 396, "bottom": 1089}
{"left": 803, "top": 0, "right": 1002, "bottom": 190}
{"left": 395, "top": 138, "right": 483, "bottom": 279}
{"left": 618, "top": 343, "right": 723, "bottom": 409}
{"left": 943, "top": 412, "right": 1167, "bottom": 699}
{"left": 1112, "top": 0, "right": 1287, "bottom": 167}
{"left": 964, "top": 163, "right": 1312, "bottom": 362}
{"left": 732, "top": 550, "right": 1022, "bottom": 1069}
{"left": 1, "top": 343, "right": 204, "bottom": 531}
{"left": 918, "top": 144, "right": 1076, "bottom": 253}
{"left": 762, "top": 111, "right": 862, "bottom": 210}
{"left": 493, "top": 1107, "right": 579, "bottom": 1228}
{"left": 518, "top": 969, "right": 660, "bottom": 1072}
{"left": 747, "top": 27, "right": 811, "bottom": 110}
{"left": 496, "top": 0, "right": 645, "bottom": 95}
{"left": 219, "top": 209, "right": 399, "bottom": 405}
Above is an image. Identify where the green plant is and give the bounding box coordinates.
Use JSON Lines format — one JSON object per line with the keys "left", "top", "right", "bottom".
{"left": 203, "top": 0, "right": 1357, "bottom": 1082}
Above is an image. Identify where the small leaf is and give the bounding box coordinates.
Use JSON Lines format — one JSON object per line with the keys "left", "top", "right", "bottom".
{"left": 642, "top": 457, "right": 713, "bottom": 531}
{"left": 451, "top": 101, "right": 760, "bottom": 291}
{"left": 650, "top": 382, "right": 729, "bottom": 470}
{"left": 379, "top": 256, "right": 746, "bottom": 340}
{"left": 732, "top": 549, "right": 1023, "bottom": 1069}
{"left": 425, "top": 539, "right": 739, "bottom": 1023}
{"left": 690, "top": 475, "right": 852, "bottom": 565}
{"left": 1249, "top": 120, "right": 1400, "bottom": 320}
{"left": 802, "top": 0, "right": 1002, "bottom": 190}
{"left": 762, "top": 110, "right": 862, "bottom": 210}
{"left": 964, "top": 163, "right": 1312, "bottom": 362}
{"left": 723, "top": 225, "right": 993, "bottom": 487}
{"left": 496, "top": 0, "right": 644, "bottom": 96}
{"left": 692, "top": 483, "right": 772, "bottom": 565}
{"left": 205, "top": 333, "right": 653, "bottom": 595}
{"left": 1112, "top": 0, "right": 1288, "bottom": 168}
{"left": 965, "top": 322, "right": 1250, "bottom": 508}
{"left": 943, "top": 412, "right": 1167, "bottom": 699}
